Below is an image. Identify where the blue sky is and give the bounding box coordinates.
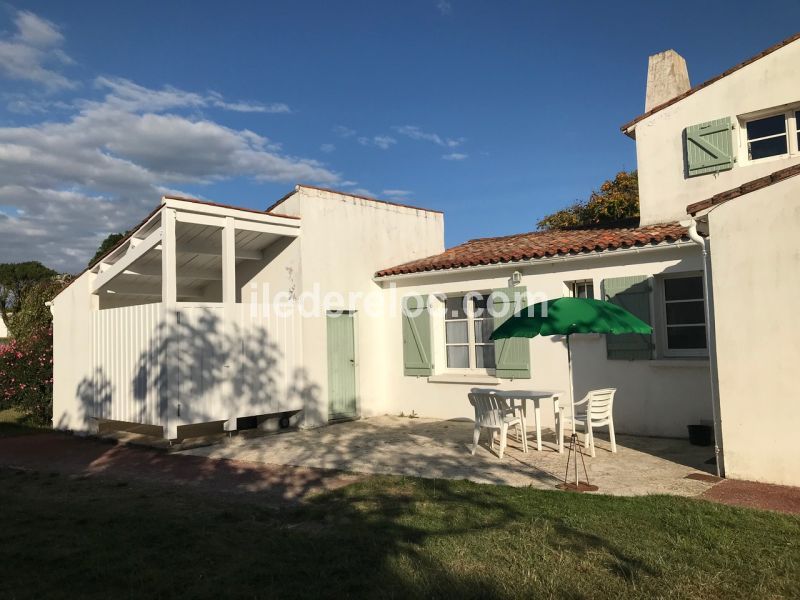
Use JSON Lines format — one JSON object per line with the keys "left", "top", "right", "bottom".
{"left": 1, "top": 0, "right": 799, "bottom": 272}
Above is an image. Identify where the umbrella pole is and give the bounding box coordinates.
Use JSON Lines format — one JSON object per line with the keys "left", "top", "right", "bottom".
{"left": 567, "top": 334, "right": 578, "bottom": 486}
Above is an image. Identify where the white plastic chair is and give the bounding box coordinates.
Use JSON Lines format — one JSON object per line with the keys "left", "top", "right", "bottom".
{"left": 572, "top": 388, "right": 617, "bottom": 457}
{"left": 467, "top": 391, "right": 528, "bottom": 459}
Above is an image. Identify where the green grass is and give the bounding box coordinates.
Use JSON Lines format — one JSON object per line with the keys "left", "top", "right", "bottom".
{"left": 0, "top": 469, "right": 797, "bottom": 599}
{"left": 0, "top": 408, "right": 46, "bottom": 437}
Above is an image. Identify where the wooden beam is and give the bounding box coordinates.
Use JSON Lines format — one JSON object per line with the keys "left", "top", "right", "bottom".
{"left": 233, "top": 218, "right": 300, "bottom": 238}
{"left": 222, "top": 216, "right": 236, "bottom": 305}
{"left": 177, "top": 238, "right": 263, "bottom": 260}
{"left": 92, "top": 228, "right": 163, "bottom": 293}
{"left": 175, "top": 212, "right": 225, "bottom": 228}
{"left": 122, "top": 264, "right": 222, "bottom": 281}
{"left": 104, "top": 287, "right": 205, "bottom": 301}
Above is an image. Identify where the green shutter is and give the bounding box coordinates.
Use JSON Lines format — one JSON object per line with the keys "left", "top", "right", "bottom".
{"left": 685, "top": 117, "right": 734, "bottom": 176}
{"left": 402, "top": 295, "right": 433, "bottom": 376}
{"left": 603, "top": 276, "right": 653, "bottom": 360}
{"left": 491, "top": 287, "right": 531, "bottom": 379}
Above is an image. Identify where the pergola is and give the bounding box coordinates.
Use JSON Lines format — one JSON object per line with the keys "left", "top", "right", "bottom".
{"left": 90, "top": 196, "right": 300, "bottom": 307}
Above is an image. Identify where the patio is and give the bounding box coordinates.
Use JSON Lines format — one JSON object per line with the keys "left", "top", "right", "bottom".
{"left": 180, "top": 416, "right": 719, "bottom": 496}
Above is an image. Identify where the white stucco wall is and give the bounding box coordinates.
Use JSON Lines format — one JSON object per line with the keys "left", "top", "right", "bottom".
{"left": 707, "top": 181, "right": 800, "bottom": 486}
{"left": 273, "top": 187, "right": 445, "bottom": 427}
{"left": 632, "top": 38, "right": 800, "bottom": 226}
{"left": 376, "top": 244, "right": 712, "bottom": 438}
{"left": 52, "top": 271, "right": 97, "bottom": 431}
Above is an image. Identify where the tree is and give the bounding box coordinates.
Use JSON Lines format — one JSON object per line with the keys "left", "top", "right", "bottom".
{"left": 537, "top": 170, "right": 640, "bottom": 231}
{"left": 0, "top": 277, "right": 66, "bottom": 425}
{"left": 89, "top": 232, "right": 127, "bottom": 266}
{"left": 0, "top": 262, "right": 58, "bottom": 329}
{"left": 6, "top": 278, "right": 66, "bottom": 340}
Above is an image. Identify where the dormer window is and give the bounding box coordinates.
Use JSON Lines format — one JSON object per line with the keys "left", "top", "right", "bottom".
{"left": 746, "top": 113, "right": 788, "bottom": 160}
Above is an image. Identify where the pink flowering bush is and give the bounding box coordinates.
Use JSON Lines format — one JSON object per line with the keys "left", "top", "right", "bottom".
{"left": 0, "top": 326, "right": 53, "bottom": 425}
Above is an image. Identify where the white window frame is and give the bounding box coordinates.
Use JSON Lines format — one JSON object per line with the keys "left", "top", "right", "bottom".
{"left": 738, "top": 104, "right": 800, "bottom": 166}
{"left": 657, "top": 273, "right": 708, "bottom": 358}
{"left": 567, "top": 279, "right": 595, "bottom": 299}
{"left": 442, "top": 293, "right": 496, "bottom": 374}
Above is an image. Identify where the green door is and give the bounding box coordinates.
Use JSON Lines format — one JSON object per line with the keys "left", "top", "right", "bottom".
{"left": 327, "top": 312, "right": 358, "bottom": 420}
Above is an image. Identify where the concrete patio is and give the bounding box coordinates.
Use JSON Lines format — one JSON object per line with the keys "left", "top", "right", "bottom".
{"left": 180, "top": 416, "right": 719, "bottom": 497}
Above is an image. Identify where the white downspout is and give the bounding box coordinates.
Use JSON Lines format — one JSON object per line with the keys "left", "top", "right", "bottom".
{"left": 685, "top": 218, "right": 724, "bottom": 477}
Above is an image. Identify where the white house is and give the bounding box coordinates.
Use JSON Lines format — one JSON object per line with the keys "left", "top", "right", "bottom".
{"left": 52, "top": 33, "right": 800, "bottom": 486}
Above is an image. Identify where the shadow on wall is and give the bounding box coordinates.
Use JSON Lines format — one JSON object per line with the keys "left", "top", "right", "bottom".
{"left": 69, "top": 306, "right": 321, "bottom": 439}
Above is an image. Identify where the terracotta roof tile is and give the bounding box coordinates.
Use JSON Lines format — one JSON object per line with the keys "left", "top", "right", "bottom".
{"left": 376, "top": 222, "right": 688, "bottom": 277}
{"left": 686, "top": 162, "right": 800, "bottom": 215}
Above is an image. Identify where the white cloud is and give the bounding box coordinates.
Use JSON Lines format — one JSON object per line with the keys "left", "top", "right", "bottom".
{"left": 357, "top": 135, "right": 397, "bottom": 150}
{"left": 442, "top": 152, "right": 468, "bottom": 160}
{"left": 0, "top": 74, "right": 339, "bottom": 271}
{"left": 0, "top": 10, "right": 76, "bottom": 90}
{"left": 373, "top": 135, "right": 397, "bottom": 149}
{"left": 436, "top": 0, "right": 453, "bottom": 15}
{"left": 207, "top": 92, "right": 290, "bottom": 114}
{"left": 320, "top": 143, "right": 336, "bottom": 153}
{"left": 382, "top": 189, "right": 413, "bottom": 199}
{"left": 393, "top": 125, "right": 463, "bottom": 148}
{"left": 350, "top": 188, "right": 376, "bottom": 197}
{"left": 333, "top": 125, "right": 357, "bottom": 138}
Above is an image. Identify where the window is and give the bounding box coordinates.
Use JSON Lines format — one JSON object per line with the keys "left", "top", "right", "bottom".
{"left": 746, "top": 113, "right": 788, "bottom": 160}
{"left": 796, "top": 111, "right": 800, "bottom": 149}
{"left": 444, "top": 295, "right": 496, "bottom": 370}
{"left": 661, "top": 275, "right": 707, "bottom": 356}
{"left": 569, "top": 280, "right": 594, "bottom": 299}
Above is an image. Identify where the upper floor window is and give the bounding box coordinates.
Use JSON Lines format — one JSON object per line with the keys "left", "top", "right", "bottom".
{"left": 444, "top": 295, "right": 496, "bottom": 370}
{"left": 746, "top": 113, "right": 788, "bottom": 160}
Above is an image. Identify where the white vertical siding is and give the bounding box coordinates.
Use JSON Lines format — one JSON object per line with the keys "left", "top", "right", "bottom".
{"left": 91, "top": 302, "right": 301, "bottom": 429}
{"left": 92, "top": 303, "right": 163, "bottom": 424}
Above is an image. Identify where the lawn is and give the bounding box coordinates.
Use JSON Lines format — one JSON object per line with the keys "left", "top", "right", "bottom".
{"left": 0, "top": 408, "right": 46, "bottom": 437}
{"left": 0, "top": 467, "right": 797, "bottom": 599}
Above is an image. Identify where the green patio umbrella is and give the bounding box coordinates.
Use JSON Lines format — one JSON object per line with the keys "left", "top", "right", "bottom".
{"left": 490, "top": 297, "right": 652, "bottom": 489}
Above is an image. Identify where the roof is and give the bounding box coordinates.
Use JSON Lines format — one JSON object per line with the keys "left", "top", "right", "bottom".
{"left": 687, "top": 162, "right": 800, "bottom": 216}
{"left": 86, "top": 196, "right": 299, "bottom": 270}
{"left": 375, "top": 222, "right": 689, "bottom": 277}
{"left": 621, "top": 32, "right": 800, "bottom": 134}
{"left": 165, "top": 195, "right": 300, "bottom": 221}
{"left": 267, "top": 184, "right": 443, "bottom": 215}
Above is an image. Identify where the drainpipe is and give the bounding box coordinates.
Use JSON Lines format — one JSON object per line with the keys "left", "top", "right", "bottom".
{"left": 685, "top": 218, "right": 724, "bottom": 477}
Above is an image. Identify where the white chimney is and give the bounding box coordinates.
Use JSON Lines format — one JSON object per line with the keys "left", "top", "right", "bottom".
{"left": 645, "top": 50, "right": 690, "bottom": 112}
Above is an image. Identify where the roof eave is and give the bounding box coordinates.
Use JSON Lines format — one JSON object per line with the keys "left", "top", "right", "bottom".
{"left": 374, "top": 239, "right": 693, "bottom": 282}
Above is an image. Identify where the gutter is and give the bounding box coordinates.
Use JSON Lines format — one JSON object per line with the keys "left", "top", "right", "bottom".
{"left": 683, "top": 218, "right": 724, "bottom": 477}
{"left": 374, "top": 240, "right": 695, "bottom": 283}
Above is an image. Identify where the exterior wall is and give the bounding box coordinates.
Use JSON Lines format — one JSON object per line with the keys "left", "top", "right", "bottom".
{"left": 0, "top": 318, "right": 7, "bottom": 340}
{"left": 52, "top": 271, "right": 97, "bottom": 432}
{"left": 707, "top": 182, "right": 800, "bottom": 486}
{"left": 236, "top": 237, "right": 301, "bottom": 302}
{"left": 377, "top": 245, "right": 712, "bottom": 438}
{"left": 633, "top": 39, "right": 800, "bottom": 226}
{"left": 276, "top": 187, "right": 445, "bottom": 427}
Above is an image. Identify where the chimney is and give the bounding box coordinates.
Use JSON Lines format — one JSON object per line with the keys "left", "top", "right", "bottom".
{"left": 645, "top": 50, "right": 690, "bottom": 112}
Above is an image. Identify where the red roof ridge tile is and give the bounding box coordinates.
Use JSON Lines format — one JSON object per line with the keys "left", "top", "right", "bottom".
{"left": 687, "top": 162, "right": 800, "bottom": 215}
{"left": 621, "top": 32, "right": 800, "bottom": 134}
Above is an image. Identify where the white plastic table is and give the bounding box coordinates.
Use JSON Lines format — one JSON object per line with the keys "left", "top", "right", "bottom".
{"left": 493, "top": 390, "right": 565, "bottom": 453}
